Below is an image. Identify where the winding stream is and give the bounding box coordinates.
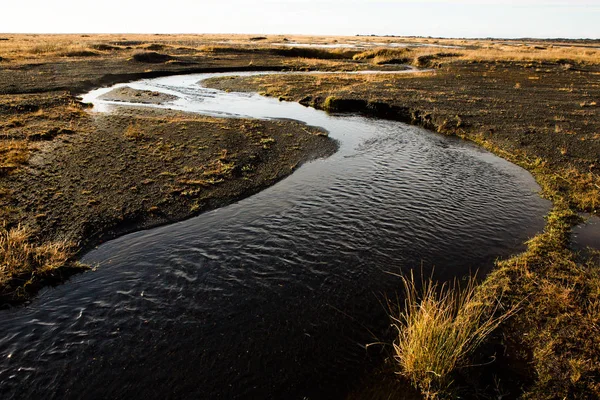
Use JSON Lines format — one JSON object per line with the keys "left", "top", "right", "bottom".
{"left": 0, "top": 72, "right": 551, "bottom": 399}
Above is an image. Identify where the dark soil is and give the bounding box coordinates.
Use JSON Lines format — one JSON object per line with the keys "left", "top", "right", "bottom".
{"left": 7, "top": 107, "right": 335, "bottom": 251}
{"left": 131, "top": 51, "right": 173, "bottom": 63}
{"left": 90, "top": 43, "right": 123, "bottom": 51}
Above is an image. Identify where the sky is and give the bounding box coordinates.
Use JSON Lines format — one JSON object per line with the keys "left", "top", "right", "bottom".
{"left": 2, "top": 0, "right": 599, "bottom": 39}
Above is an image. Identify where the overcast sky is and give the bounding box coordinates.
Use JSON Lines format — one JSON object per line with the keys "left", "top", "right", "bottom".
{"left": 3, "top": 0, "right": 599, "bottom": 38}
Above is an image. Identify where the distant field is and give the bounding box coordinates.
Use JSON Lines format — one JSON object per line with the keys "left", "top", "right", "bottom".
{"left": 1, "top": 33, "right": 600, "bottom": 64}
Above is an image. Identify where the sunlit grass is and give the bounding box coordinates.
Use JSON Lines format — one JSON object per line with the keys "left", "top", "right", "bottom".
{"left": 390, "top": 272, "right": 515, "bottom": 398}
{"left": 0, "top": 225, "right": 74, "bottom": 292}
{"left": 0, "top": 140, "right": 29, "bottom": 174}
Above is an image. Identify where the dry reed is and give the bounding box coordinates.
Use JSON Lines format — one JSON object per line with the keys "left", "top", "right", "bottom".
{"left": 390, "top": 272, "right": 514, "bottom": 398}
{"left": 0, "top": 225, "right": 73, "bottom": 288}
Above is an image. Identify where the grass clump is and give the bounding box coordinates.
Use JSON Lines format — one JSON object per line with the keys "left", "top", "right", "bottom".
{"left": 391, "top": 272, "right": 514, "bottom": 398}
{"left": 0, "top": 140, "right": 29, "bottom": 175}
{"left": 202, "top": 159, "right": 235, "bottom": 178}
{"left": 353, "top": 47, "right": 412, "bottom": 61}
{"left": 124, "top": 123, "right": 145, "bottom": 140}
{"left": 0, "top": 225, "right": 77, "bottom": 299}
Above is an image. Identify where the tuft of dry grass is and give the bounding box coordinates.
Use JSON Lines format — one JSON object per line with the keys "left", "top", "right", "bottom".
{"left": 391, "top": 272, "right": 514, "bottom": 398}
{"left": 0, "top": 225, "right": 74, "bottom": 291}
{"left": 557, "top": 168, "right": 600, "bottom": 211}
{"left": 460, "top": 44, "right": 600, "bottom": 65}
{"left": 0, "top": 140, "right": 29, "bottom": 174}
{"left": 353, "top": 47, "right": 412, "bottom": 61}
{"left": 124, "top": 123, "right": 145, "bottom": 140}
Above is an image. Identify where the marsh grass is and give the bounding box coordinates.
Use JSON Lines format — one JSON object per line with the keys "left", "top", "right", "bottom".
{"left": 461, "top": 45, "right": 600, "bottom": 65}
{"left": 353, "top": 43, "right": 600, "bottom": 66}
{"left": 3, "top": 34, "right": 598, "bottom": 67}
{"left": 353, "top": 47, "right": 412, "bottom": 61}
{"left": 391, "top": 272, "right": 515, "bottom": 398}
{"left": 0, "top": 225, "right": 74, "bottom": 292}
{"left": 0, "top": 140, "right": 29, "bottom": 173}
{"left": 483, "top": 205, "right": 600, "bottom": 396}
{"left": 124, "top": 123, "right": 145, "bottom": 140}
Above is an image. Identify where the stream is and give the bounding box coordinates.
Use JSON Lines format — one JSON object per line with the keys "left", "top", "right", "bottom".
{"left": 0, "top": 71, "right": 551, "bottom": 399}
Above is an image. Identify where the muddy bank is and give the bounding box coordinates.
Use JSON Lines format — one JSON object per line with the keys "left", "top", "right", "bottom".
{"left": 98, "top": 87, "right": 179, "bottom": 104}
{"left": 9, "top": 106, "right": 335, "bottom": 246}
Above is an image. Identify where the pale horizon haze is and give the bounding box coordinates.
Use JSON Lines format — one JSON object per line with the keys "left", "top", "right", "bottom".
{"left": 3, "top": 0, "right": 599, "bottom": 39}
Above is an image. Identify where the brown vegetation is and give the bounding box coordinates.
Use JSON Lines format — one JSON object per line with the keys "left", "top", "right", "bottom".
{"left": 390, "top": 273, "right": 515, "bottom": 398}
{"left": 0, "top": 225, "right": 81, "bottom": 301}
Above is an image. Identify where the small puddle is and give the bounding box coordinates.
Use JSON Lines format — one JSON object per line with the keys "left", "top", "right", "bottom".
{"left": 573, "top": 214, "right": 600, "bottom": 252}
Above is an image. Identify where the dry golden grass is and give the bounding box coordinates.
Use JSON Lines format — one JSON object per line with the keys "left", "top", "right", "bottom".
{"left": 202, "top": 157, "right": 236, "bottom": 179}
{"left": 461, "top": 44, "right": 600, "bottom": 65}
{"left": 353, "top": 47, "right": 413, "bottom": 62}
{"left": 0, "top": 34, "right": 184, "bottom": 60}
{"left": 0, "top": 36, "right": 96, "bottom": 60}
{"left": 123, "top": 123, "right": 146, "bottom": 140}
{"left": 351, "top": 44, "right": 600, "bottom": 66}
{"left": 391, "top": 272, "right": 514, "bottom": 398}
{"left": 557, "top": 167, "right": 600, "bottom": 211}
{"left": 0, "top": 140, "right": 29, "bottom": 172}
{"left": 0, "top": 225, "right": 73, "bottom": 288}
{"left": 2, "top": 34, "right": 598, "bottom": 66}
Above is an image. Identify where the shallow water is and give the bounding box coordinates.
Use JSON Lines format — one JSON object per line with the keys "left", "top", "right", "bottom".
{"left": 273, "top": 42, "right": 463, "bottom": 50}
{"left": 0, "top": 72, "right": 551, "bottom": 399}
{"left": 214, "top": 40, "right": 463, "bottom": 50}
{"left": 573, "top": 215, "right": 600, "bottom": 252}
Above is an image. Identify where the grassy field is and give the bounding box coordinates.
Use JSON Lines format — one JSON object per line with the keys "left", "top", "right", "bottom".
{"left": 1, "top": 34, "right": 599, "bottom": 398}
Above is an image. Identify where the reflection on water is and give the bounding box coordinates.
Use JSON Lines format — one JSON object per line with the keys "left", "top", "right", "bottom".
{"left": 0, "top": 73, "right": 551, "bottom": 399}
{"left": 573, "top": 215, "right": 600, "bottom": 252}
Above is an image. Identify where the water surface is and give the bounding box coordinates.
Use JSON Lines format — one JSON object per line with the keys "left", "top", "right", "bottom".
{"left": 573, "top": 215, "right": 600, "bottom": 252}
